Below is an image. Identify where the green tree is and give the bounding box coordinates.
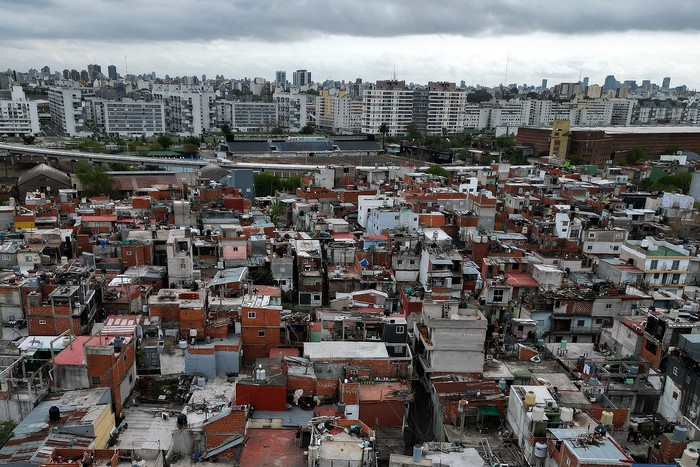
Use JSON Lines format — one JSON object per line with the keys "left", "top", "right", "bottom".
{"left": 281, "top": 175, "right": 301, "bottom": 192}
{"left": 183, "top": 136, "right": 201, "bottom": 147}
{"left": 426, "top": 165, "right": 449, "bottom": 178}
{"left": 300, "top": 125, "right": 315, "bottom": 135}
{"left": 653, "top": 172, "right": 691, "bottom": 194}
{"left": 568, "top": 155, "right": 586, "bottom": 166}
{"left": 157, "top": 134, "right": 173, "bottom": 149}
{"left": 0, "top": 421, "right": 15, "bottom": 449}
{"left": 75, "top": 160, "right": 116, "bottom": 197}
{"left": 664, "top": 145, "right": 682, "bottom": 154}
{"left": 255, "top": 173, "right": 283, "bottom": 197}
{"left": 221, "top": 123, "right": 231, "bottom": 136}
{"left": 249, "top": 266, "right": 275, "bottom": 286}
{"left": 406, "top": 123, "right": 422, "bottom": 140}
{"left": 467, "top": 89, "right": 493, "bottom": 103}
{"left": 267, "top": 199, "right": 286, "bottom": 226}
{"left": 624, "top": 147, "right": 646, "bottom": 166}
{"left": 379, "top": 123, "right": 389, "bottom": 148}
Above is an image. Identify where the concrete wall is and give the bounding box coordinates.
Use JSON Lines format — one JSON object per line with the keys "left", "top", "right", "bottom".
{"left": 54, "top": 364, "right": 88, "bottom": 390}
{"left": 185, "top": 350, "right": 240, "bottom": 379}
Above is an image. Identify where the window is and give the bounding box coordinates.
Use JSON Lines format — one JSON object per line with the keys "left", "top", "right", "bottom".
{"left": 91, "top": 376, "right": 102, "bottom": 385}
{"left": 314, "top": 294, "right": 321, "bottom": 301}
{"left": 0, "top": 254, "right": 9, "bottom": 260}
{"left": 258, "top": 330, "right": 266, "bottom": 338}
{"left": 409, "top": 260, "right": 415, "bottom": 265}
{"left": 596, "top": 319, "right": 604, "bottom": 325}
{"left": 39, "top": 319, "right": 46, "bottom": 325}
{"left": 25, "top": 255, "right": 33, "bottom": 262}
{"left": 589, "top": 233, "right": 596, "bottom": 239}
{"left": 605, "top": 303, "right": 612, "bottom": 309}
{"left": 577, "top": 319, "right": 585, "bottom": 327}
{"left": 396, "top": 325, "right": 405, "bottom": 334}
{"left": 126, "top": 250, "right": 133, "bottom": 256}
{"left": 613, "top": 246, "right": 619, "bottom": 251}
{"left": 654, "top": 273, "right": 660, "bottom": 279}
{"left": 672, "top": 260, "right": 680, "bottom": 270}
{"left": 587, "top": 245, "right": 593, "bottom": 250}
{"left": 615, "top": 233, "right": 623, "bottom": 239}
{"left": 650, "top": 260, "right": 658, "bottom": 269}
{"left": 397, "top": 260, "right": 403, "bottom": 265}
{"left": 129, "top": 374, "right": 133, "bottom": 383}
{"left": 180, "top": 263, "right": 187, "bottom": 269}
{"left": 492, "top": 289, "right": 504, "bottom": 303}
{"left": 247, "top": 311, "right": 256, "bottom": 319}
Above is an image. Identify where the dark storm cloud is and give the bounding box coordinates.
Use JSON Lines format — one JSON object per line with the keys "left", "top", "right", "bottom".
{"left": 3, "top": 0, "right": 700, "bottom": 42}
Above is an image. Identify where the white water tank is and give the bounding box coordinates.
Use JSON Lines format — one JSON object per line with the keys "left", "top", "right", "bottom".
{"left": 532, "top": 406, "right": 545, "bottom": 422}
{"left": 534, "top": 442, "right": 547, "bottom": 459}
{"left": 255, "top": 364, "right": 266, "bottom": 381}
{"left": 560, "top": 407, "right": 574, "bottom": 423}
{"left": 681, "top": 448, "right": 699, "bottom": 467}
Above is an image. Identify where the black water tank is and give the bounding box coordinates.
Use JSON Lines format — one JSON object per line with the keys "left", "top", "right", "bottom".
{"left": 49, "top": 406, "right": 60, "bottom": 422}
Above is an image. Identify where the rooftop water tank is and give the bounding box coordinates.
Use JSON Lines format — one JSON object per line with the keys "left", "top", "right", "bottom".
{"left": 534, "top": 442, "right": 547, "bottom": 459}
{"left": 601, "top": 411, "right": 614, "bottom": 426}
{"left": 49, "top": 406, "right": 60, "bottom": 422}
{"left": 681, "top": 448, "right": 699, "bottom": 467}
{"left": 560, "top": 407, "right": 574, "bottom": 423}
{"left": 674, "top": 425, "right": 689, "bottom": 442}
{"left": 532, "top": 407, "right": 545, "bottom": 422}
{"left": 524, "top": 391, "right": 537, "bottom": 406}
{"left": 559, "top": 339, "right": 567, "bottom": 351}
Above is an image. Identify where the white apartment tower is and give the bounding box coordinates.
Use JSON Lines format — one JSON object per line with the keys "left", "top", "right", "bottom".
{"left": 0, "top": 86, "right": 40, "bottom": 136}
{"left": 151, "top": 84, "right": 216, "bottom": 136}
{"left": 48, "top": 83, "right": 87, "bottom": 136}
{"left": 272, "top": 91, "right": 307, "bottom": 132}
{"left": 361, "top": 80, "right": 413, "bottom": 136}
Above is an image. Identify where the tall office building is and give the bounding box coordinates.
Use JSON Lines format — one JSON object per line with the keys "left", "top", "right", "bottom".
{"left": 580, "top": 77, "right": 589, "bottom": 93}
{"left": 541, "top": 79, "right": 548, "bottom": 90}
{"left": 292, "top": 69, "right": 311, "bottom": 86}
{"left": 275, "top": 70, "right": 287, "bottom": 86}
{"left": 107, "top": 65, "right": 117, "bottom": 80}
{"left": 41, "top": 66, "right": 51, "bottom": 78}
{"left": 603, "top": 75, "right": 617, "bottom": 92}
{"left": 662, "top": 77, "right": 671, "bottom": 89}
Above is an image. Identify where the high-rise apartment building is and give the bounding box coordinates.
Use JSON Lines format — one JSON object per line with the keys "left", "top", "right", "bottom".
{"left": 361, "top": 80, "right": 413, "bottom": 136}
{"left": 216, "top": 101, "right": 279, "bottom": 132}
{"left": 315, "top": 90, "right": 361, "bottom": 134}
{"left": 662, "top": 77, "right": 671, "bottom": 89}
{"left": 0, "top": 86, "right": 40, "bottom": 136}
{"left": 424, "top": 82, "right": 470, "bottom": 135}
{"left": 48, "top": 83, "right": 87, "bottom": 136}
{"left": 272, "top": 91, "right": 307, "bottom": 132}
{"left": 151, "top": 84, "right": 216, "bottom": 136}
{"left": 88, "top": 99, "right": 166, "bottom": 137}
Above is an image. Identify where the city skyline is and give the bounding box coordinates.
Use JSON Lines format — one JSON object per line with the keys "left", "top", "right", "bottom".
{"left": 2, "top": 1, "right": 700, "bottom": 88}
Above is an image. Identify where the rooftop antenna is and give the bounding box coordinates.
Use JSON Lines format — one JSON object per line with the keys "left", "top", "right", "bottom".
{"left": 124, "top": 55, "right": 128, "bottom": 77}
{"left": 504, "top": 50, "right": 510, "bottom": 86}
{"left": 392, "top": 63, "right": 397, "bottom": 81}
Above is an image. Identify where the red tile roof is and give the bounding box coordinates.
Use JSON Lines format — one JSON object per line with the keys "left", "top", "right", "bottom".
{"left": 506, "top": 273, "right": 539, "bottom": 287}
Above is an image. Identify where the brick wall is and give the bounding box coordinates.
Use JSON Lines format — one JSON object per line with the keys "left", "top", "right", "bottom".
{"left": 316, "top": 379, "right": 339, "bottom": 398}
{"left": 659, "top": 433, "right": 688, "bottom": 463}
{"left": 586, "top": 407, "right": 629, "bottom": 429}
{"left": 203, "top": 408, "right": 247, "bottom": 460}
{"left": 338, "top": 380, "right": 360, "bottom": 405}
{"left": 287, "top": 374, "right": 316, "bottom": 396}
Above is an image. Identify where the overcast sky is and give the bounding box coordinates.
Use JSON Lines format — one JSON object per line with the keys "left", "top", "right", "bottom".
{"left": 3, "top": 1, "right": 700, "bottom": 88}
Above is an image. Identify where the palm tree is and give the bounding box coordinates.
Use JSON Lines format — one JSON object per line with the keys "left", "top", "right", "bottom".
{"left": 379, "top": 123, "right": 389, "bottom": 149}
{"left": 267, "top": 199, "right": 285, "bottom": 227}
